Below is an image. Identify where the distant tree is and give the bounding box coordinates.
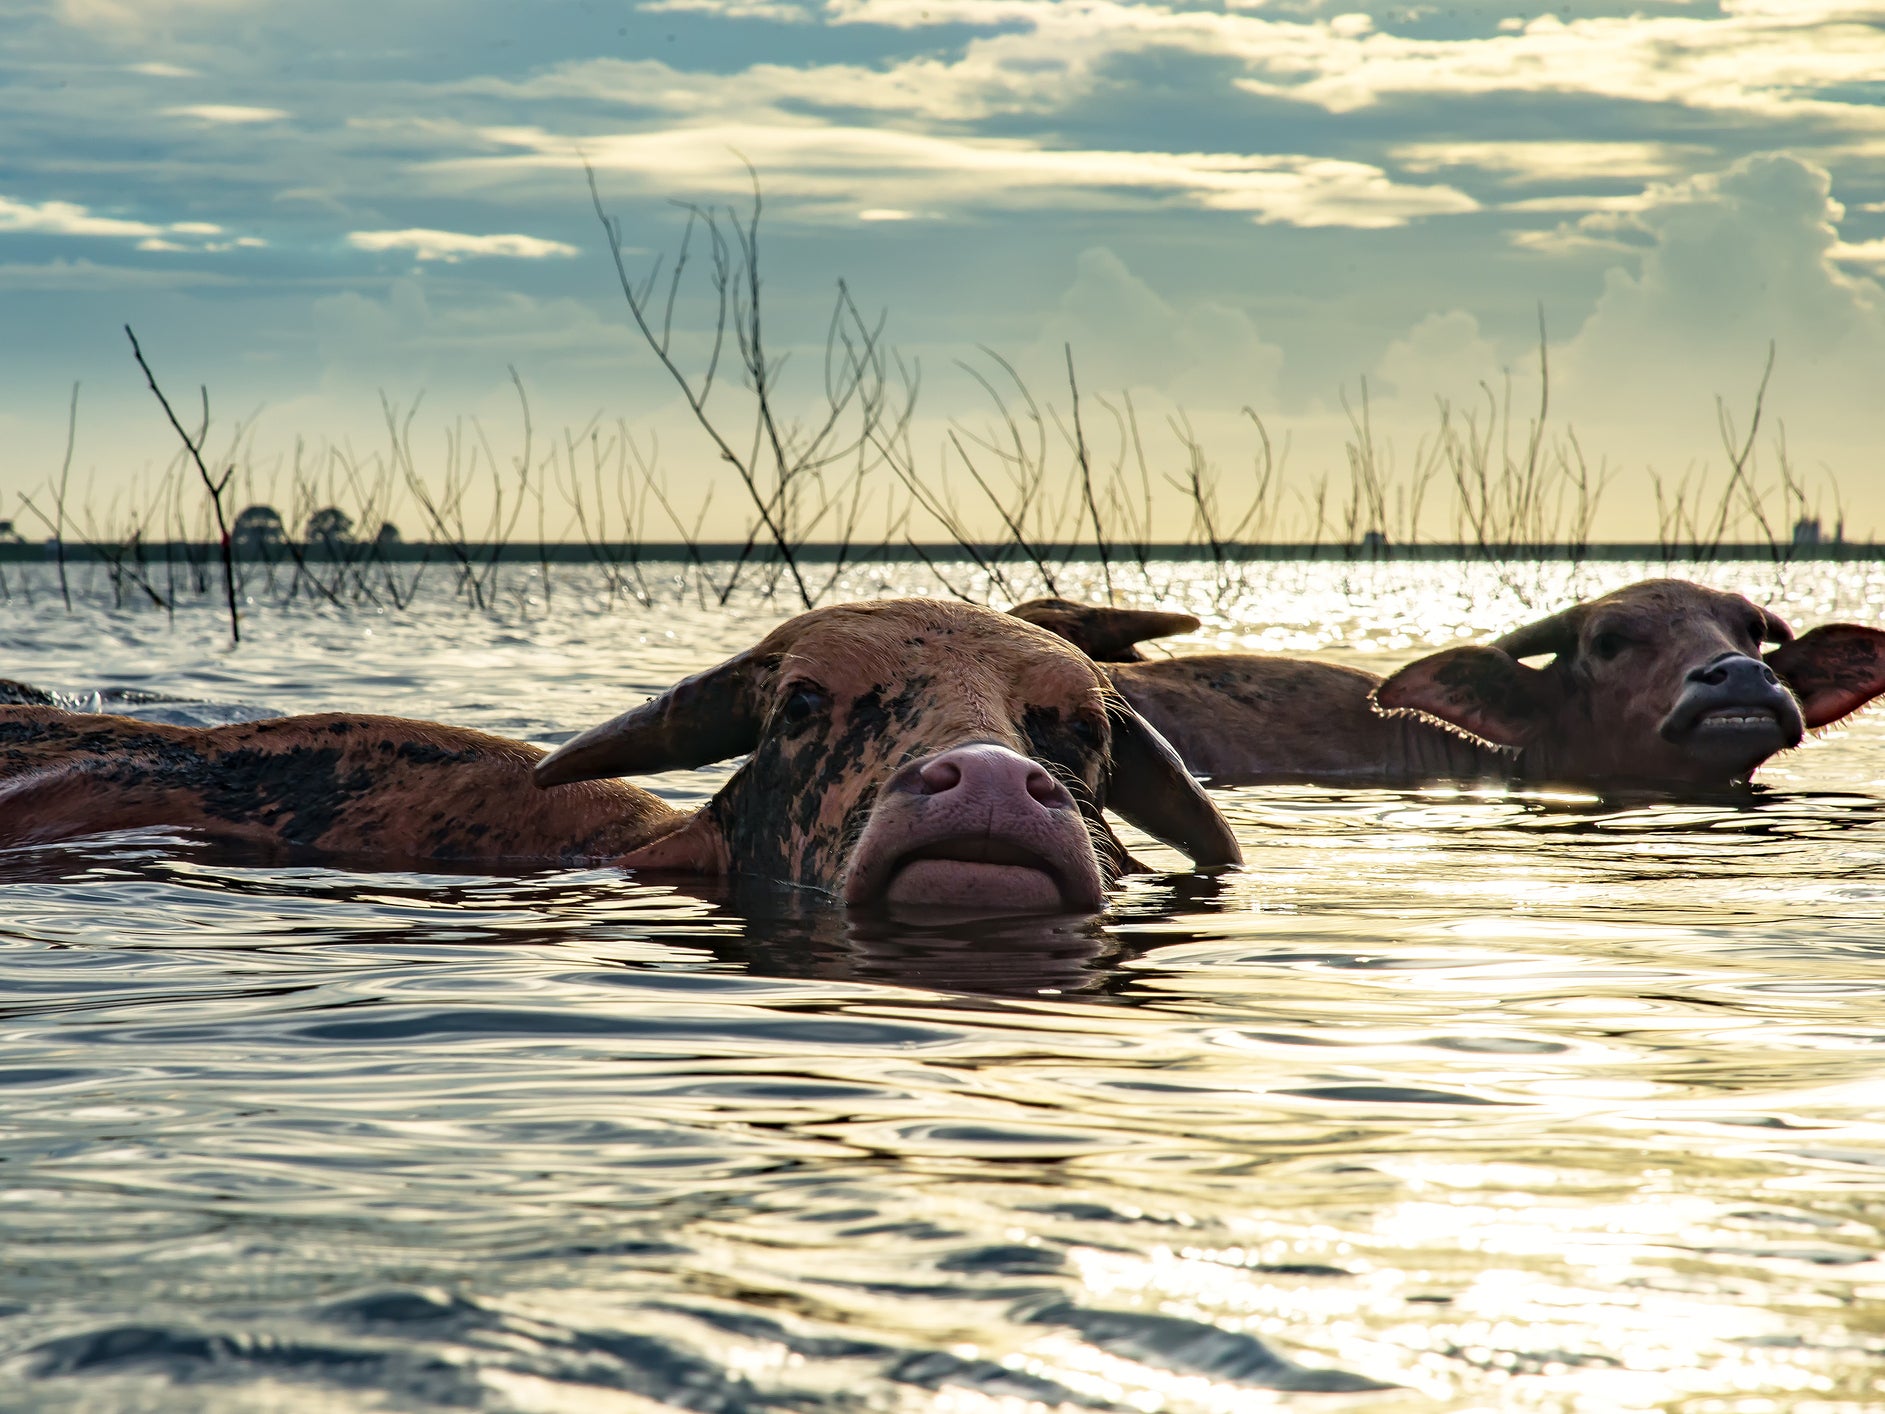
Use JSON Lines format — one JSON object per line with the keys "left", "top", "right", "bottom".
{"left": 231, "top": 505, "right": 286, "bottom": 557}
{"left": 0, "top": 519, "right": 23, "bottom": 545}
{"left": 373, "top": 521, "right": 402, "bottom": 546}
{"left": 305, "top": 506, "right": 354, "bottom": 552}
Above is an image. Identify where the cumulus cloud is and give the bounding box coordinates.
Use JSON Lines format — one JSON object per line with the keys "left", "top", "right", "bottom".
{"left": 345, "top": 229, "right": 580, "bottom": 262}
{"left": 1032, "top": 246, "right": 1284, "bottom": 407}
{"left": 1549, "top": 153, "right": 1885, "bottom": 478}
{"left": 1832, "top": 237, "right": 1885, "bottom": 269}
{"left": 1371, "top": 310, "right": 1504, "bottom": 412}
{"left": 298, "top": 278, "right": 654, "bottom": 419}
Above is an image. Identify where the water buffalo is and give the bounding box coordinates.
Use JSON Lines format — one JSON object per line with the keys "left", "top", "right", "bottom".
{"left": 1018, "top": 581, "right": 1885, "bottom": 791}
{"left": 0, "top": 600, "right": 1239, "bottom": 911}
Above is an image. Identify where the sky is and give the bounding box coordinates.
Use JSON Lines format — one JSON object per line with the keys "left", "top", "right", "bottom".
{"left": 3, "top": 0, "right": 1885, "bottom": 543}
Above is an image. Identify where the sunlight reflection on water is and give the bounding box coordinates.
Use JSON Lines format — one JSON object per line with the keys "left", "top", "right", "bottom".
{"left": 2, "top": 559, "right": 1884, "bottom": 1411}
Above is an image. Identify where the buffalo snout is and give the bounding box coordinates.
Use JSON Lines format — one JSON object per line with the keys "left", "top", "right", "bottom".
{"left": 844, "top": 742, "right": 1104, "bottom": 914}
{"left": 905, "top": 743, "right": 1072, "bottom": 808}
{"left": 1686, "top": 652, "right": 1780, "bottom": 691}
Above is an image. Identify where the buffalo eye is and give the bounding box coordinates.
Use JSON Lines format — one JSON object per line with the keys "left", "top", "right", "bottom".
{"left": 1591, "top": 630, "right": 1629, "bottom": 661}
{"left": 779, "top": 682, "right": 830, "bottom": 726}
{"left": 1746, "top": 617, "right": 1765, "bottom": 643}
{"left": 1069, "top": 714, "right": 1104, "bottom": 751}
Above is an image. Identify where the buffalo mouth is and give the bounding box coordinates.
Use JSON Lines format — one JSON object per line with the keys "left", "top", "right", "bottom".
{"left": 846, "top": 828, "right": 1104, "bottom": 914}
{"left": 1660, "top": 694, "right": 1803, "bottom": 757}
{"left": 884, "top": 834, "right": 1069, "bottom": 912}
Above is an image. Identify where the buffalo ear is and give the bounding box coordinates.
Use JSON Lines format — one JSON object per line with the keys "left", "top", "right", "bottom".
{"left": 616, "top": 812, "right": 730, "bottom": 875}
{"left": 1766, "top": 625, "right": 1885, "bottom": 730}
{"left": 1010, "top": 599, "right": 1200, "bottom": 662}
{"left": 536, "top": 653, "right": 761, "bottom": 786}
{"left": 1105, "top": 701, "right": 1242, "bottom": 866}
{"left": 1373, "top": 646, "right": 1561, "bottom": 750}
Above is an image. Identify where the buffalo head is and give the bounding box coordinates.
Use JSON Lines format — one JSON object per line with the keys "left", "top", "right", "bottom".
{"left": 1374, "top": 579, "right": 1885, "bottom": 788}
{"left": 535, "top": 600, "right": 1240, "bottom": 911}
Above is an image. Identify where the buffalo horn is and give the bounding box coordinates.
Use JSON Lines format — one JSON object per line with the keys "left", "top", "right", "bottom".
{"left": 1010, "top": 598, "right": 1201, "bottom": 662}
{"left": 1760, "top": 607, "right": 1794, "bottom": 643}
{"left": 1105, "top": 701, "right": 1242, "bottom": 866}
{"left": 1490, "top": 606, "right": 1585, "bottom": 661}
{"left": 535, "top": 653, "right": 761, "bottom": 787}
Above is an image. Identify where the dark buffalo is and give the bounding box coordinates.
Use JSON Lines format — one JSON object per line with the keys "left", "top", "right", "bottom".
{"left": 1016, "top": 581, "right": 1885, "bottom": 791}
{"left": 0, "top": 600, "right": 1238, "bottom": 911}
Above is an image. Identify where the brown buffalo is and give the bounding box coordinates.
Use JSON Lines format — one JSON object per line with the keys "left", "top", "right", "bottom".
{"left": 1020, "top": 581, "right": 1885, "bottom": 791}
{"left": 0, "top": 600, "right": 1239, "bottom": 911}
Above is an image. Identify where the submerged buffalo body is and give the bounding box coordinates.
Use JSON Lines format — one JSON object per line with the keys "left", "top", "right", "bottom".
{"left": 1016, "top": 581, "right": 1885, "bottom": 791}
{"left": 0, "top": 600, "right": 1238, "bottom": 911}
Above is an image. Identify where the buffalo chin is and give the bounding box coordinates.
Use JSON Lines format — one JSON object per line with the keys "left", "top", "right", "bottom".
{"left": 850, "top": 832, "right": 1105, "bottom": 915}
{"left": 885, "top": 858, "right": 1067, "bottom": 912}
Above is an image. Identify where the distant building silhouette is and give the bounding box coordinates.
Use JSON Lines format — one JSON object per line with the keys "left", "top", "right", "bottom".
{"left": 0, "top": 519, "right": 22, "bottom": 545}
{"left": 1790, "top": 516, "right": 1847, "bottom": 551}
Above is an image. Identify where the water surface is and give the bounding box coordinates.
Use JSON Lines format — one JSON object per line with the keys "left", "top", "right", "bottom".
{"left": 3, "top": 560, "right": 1884, "bottom": 1412}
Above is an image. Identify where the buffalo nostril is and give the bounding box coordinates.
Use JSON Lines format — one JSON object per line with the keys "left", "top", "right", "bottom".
{"left": 1689, "top": 663, "right": 1728, "bottom": 686}
{"left": 918, "top": 759, "right": 962, "bottom": 794}
{"left": 1026, "top": 767, "right": 1063, "bottom": 805}
{"left": 1760, "top": 666, "right": 1778, "bottom": 685}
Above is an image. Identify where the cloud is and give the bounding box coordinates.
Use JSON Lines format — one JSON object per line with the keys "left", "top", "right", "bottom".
{"left": 476, "top": 49, "right": 1469, "bottom": 225}
{"left": 644, "top": 0, "right": 815, "bottom": 17}
{"left": 1832, "top": 238, "right": 1885, "bottom": 269}
{"left": 1227, "top": 8, "right": 1885, "bottom": 119}
{"left": 344, "top": 229, "right": 581, "bottom": 262}
{"left": 1371, "top": 310, "right": 1503, "bottom": 412}
{"left": 1549, "top": 153, "right": 1885, "bottom": 475}
{"left": 450, "top": 121, "right": 1476, "bottom": 229}
{"left": 0, "top": 194, "right": 159, "bottom": 239}
{"left": 482, "top": 41, "right": 1106, "bottom": 124}
{"left": 1032, "top": 246, "right": 1284, "bottom": 408}
{"left": 1395, "top": 141, "right": 1696, "bottom": 185}
{"left": 163, "top": 104, "right": 288, "bottom": 125}
{"left": 0, "top": 193, "right": 260, "bottom": 252}
{"left": 299, "top": 277, "right": 645, "bottom": 408}
{"left": 0, "top": 258, "right": 244, "bottom": 290}
{"left": 54, "top": 0, "right": 256, "bottom": 31}
{"left": 623, "top": 0, "right": 1885, "bottom": 129}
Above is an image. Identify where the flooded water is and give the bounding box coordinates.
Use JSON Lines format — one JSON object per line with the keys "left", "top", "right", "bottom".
{"left": 3, "top": 559, "right": 1884, "bottom": 1413}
